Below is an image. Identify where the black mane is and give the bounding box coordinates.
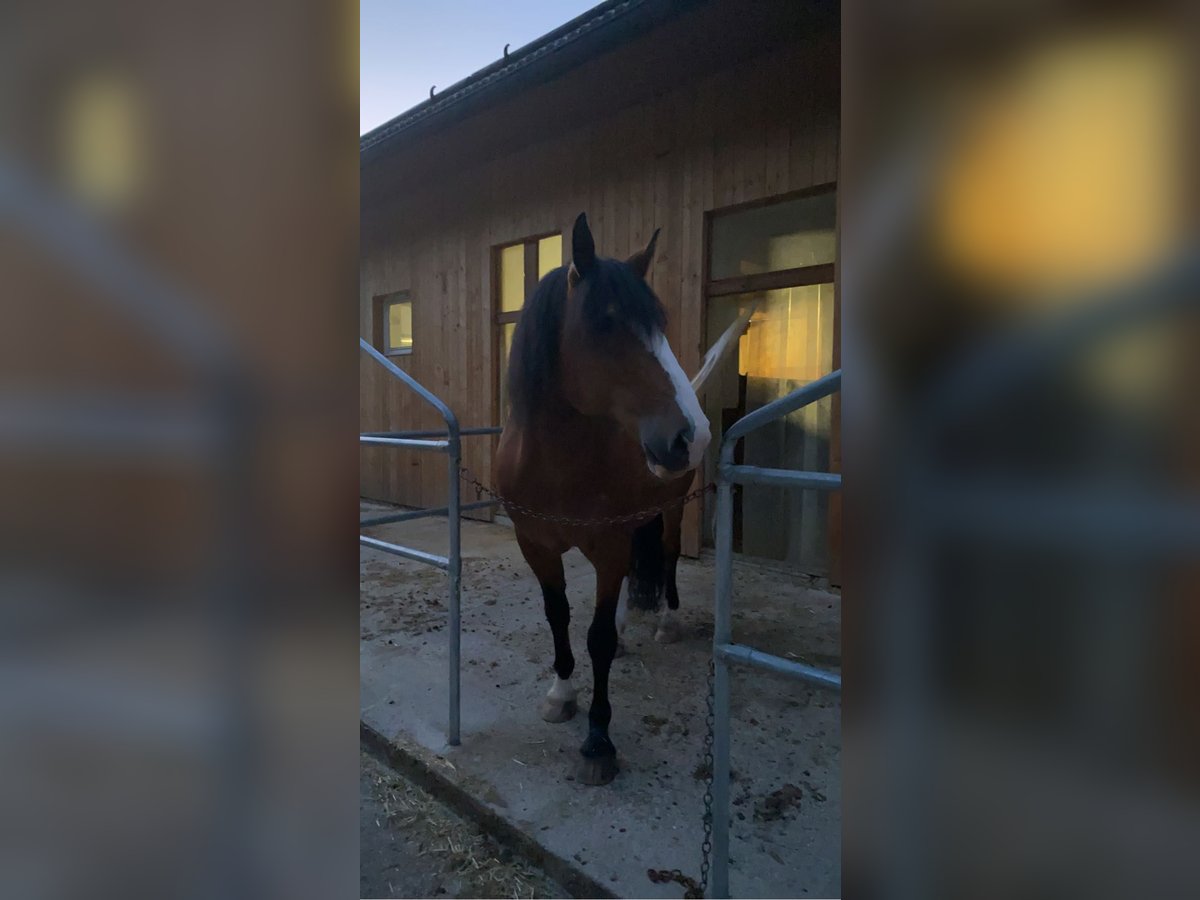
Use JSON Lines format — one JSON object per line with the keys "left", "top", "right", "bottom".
{"left": 508, "top": 266, "right": 569, "bottom": 424}
{"left": 507, "top": 256, "right": 666, "bottom": 423}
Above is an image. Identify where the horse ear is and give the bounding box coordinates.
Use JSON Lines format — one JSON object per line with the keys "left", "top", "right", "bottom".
{"left": 572, "top": 212, "right": 595, "bottom": 276}
{"left": 627, "top": 228, "right": 660, "bottom": 280}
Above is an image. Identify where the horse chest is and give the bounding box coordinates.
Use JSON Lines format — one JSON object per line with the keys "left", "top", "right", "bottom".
{"left": 497, "top": 421, "right": 675, "bottom": 522}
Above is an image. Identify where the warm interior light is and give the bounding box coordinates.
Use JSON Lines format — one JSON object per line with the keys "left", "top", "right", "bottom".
{"left": 388, "top": 301, "right": 412, "bottom": 350}
{"left": 499, "top": 244, "right": 525, "bottom": 313}
{"left": 537, "top": 234, "right": 562, "bottom": 279}
{"left": 935, "top": 30, "right": 1181, "bottom": 294}
{"left": 60, "top": 71, "right": 147, "bottom": 212}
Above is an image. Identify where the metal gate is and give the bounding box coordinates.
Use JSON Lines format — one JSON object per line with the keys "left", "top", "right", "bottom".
{"left": 710, "top": 369, "right": 843, "bottom": 898}
{"left": 705, "top": 245, "right": 1200, "bottom": 897}
{"left": 358, "top": 337, "right": 500, "bottom": 746}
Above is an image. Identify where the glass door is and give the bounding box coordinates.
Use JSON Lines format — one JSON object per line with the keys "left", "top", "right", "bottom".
{"left": 701, "top": 188, "right": 837, "bottom": 572}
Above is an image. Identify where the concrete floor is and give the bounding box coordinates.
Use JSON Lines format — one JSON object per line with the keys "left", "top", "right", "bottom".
{"left": 360, "top": 503, "right": 841, "bottom": 899}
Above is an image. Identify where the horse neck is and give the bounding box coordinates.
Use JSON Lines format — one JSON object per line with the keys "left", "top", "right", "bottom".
{"left": 512, "top": 376, "right": 631, "bottom": 468}
{"left": 524, "top": 395, "right": 611, "bottom": 443}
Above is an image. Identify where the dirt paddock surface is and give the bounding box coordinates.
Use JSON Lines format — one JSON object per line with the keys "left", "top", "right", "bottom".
{"left": 360, "top": 503, "right": 841, "bottom": 898}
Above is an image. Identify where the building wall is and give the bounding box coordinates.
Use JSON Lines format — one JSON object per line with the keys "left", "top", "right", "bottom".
{"left": 360, "top": 17, "right": 838, "bottom": 556}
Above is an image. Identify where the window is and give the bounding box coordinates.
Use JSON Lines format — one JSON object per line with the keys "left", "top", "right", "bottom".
{"left": 374, "top": 290, "right": 413, "bottom": 356}
{"left": 61, "top": 70, "right": 145, "bottom": 211}
{"left": 494, "top": 233, "right": 562, "bottom": 419}
{"left": 708, "top": 188, "right": 836, "bottom": 288}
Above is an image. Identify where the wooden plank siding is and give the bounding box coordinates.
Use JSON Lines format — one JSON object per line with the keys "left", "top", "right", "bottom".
{"left": 361, "top": 15, "right": 838, "bottom": 556}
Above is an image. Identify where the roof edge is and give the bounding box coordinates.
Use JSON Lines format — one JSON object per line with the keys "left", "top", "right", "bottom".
{"left": 360, "top": 0, "right": 667, "bottom": 158}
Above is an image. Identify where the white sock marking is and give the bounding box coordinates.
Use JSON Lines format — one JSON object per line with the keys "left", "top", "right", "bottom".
{"left": 547, "top": 674, "right": 576, "bottom": 703}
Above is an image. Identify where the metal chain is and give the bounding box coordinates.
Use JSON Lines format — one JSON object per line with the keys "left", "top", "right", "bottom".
{"left": 458, "top": 466, "right": 715, "bottom": 528}
{"left": 647, "top": 657, "right": 716, "bottom": 898}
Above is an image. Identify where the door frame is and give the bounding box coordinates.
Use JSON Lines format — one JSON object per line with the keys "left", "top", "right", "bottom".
{"left": 696, "top": 182, "right": 840, "bottom": 576}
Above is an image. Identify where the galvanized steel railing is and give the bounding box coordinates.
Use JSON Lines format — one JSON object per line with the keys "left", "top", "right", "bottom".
{"left": 710, "top": 369, "right": 843, "bottom": 898}
{"left": 358, "top": 337, "right": 501, "bottom": 746}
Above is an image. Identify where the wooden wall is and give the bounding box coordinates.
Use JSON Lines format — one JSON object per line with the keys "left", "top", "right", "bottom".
{"left": 361, "top": 6, "right": 838, "bottom": 556}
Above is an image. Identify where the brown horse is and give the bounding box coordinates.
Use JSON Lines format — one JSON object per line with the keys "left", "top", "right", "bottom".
{"left": 494, "top": 213, "right": 711, "bottom": 785}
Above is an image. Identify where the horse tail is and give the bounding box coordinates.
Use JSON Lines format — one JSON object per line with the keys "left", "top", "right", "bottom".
{"left": 628, "top": 514, "right": 665, "bottom": 611}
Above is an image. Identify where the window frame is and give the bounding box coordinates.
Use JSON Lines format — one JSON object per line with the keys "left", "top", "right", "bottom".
{"left": 373, "top": 290, "right": 413, "bottom": 357}
{"left": 704, "top": 182, "right": 838, "bottom": 298}
{"left": 491, "top": 231, "right": 562, "bottom": 425}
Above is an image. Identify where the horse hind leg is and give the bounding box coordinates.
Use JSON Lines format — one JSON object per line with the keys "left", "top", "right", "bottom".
{"left": 655, "top": 507, "right": 684, "bottom": 644}
{"left": 655, "top": 554, "right": 683, "bottom": 644}
{"left": 614, "top": 578, "right": 628, "bottom": 658}
{"left": 627, "top": 514, "right": 664, "bottom": 614}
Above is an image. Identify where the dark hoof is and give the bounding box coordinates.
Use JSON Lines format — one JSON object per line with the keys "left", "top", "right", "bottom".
{"left": 540, "top": 698, "right": 576, "bottom": 723}
{"left": 614, "top": 638, "right": 628, "bottom": 658}
{"left": 578, "top": 731, "right": 618, "bottom": 785}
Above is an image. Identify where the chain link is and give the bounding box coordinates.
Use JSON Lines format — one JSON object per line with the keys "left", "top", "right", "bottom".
{"left": 459, "top": 466, "right": 714, "bottom": 527}
{"left": 699, "top": 656, "right": 716, "bottom": 896}
{"left": 647, "top": 658, "right": 716, "bottom": 898}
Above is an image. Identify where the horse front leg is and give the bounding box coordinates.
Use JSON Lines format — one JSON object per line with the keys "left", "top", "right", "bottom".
{"left": 578, "top": 539, "right": 629, "bottom": 785}
{"left": 516, "top": 531, "right": 576, "bottom": 723}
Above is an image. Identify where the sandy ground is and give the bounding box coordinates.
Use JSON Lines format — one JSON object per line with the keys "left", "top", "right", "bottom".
{"left": 361, "top": 506, "right": 841, "bottom": 898}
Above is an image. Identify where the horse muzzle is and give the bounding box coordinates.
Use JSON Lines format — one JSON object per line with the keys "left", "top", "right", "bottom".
{"left": 639, "top": 415, "right": 711, "bottom": 479}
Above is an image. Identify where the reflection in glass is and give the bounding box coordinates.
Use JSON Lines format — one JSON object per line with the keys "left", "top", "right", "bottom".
{"left": 537, "top": 234, "right": 562, "bottom": 280}
{"left": 703, "top": 284, "right": 835, "bottom": 570}
{"left": 500, "top": 244, "right": 525, "bottom": 313}
{"left": 498, "top": 322, "right": 516, "bottom": 416}
{"left": 710, "top": 190, "right": 836, "bottom": 281}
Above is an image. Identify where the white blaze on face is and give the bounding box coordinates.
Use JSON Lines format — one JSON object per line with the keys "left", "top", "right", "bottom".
{"left": 648, "top": 331, "right": 712, "bottom": 470}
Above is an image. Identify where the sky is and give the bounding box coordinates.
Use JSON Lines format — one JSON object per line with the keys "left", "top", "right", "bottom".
{"left": 360, "top": 0, "right": 599, "bottom": 135}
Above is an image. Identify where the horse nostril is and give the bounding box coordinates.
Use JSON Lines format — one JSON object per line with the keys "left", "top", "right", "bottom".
{"left": 640, "top": 422, "right": 695, "bottom": 474}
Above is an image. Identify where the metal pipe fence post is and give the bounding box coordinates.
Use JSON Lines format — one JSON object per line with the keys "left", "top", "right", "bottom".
{"left": 711, "top": 460, "right": 736, "bottom": 898}
{"left": 447, "top": 429, "right": 462, "bottom": 747}
{"left": 360, "top": 338, "right": 470, "bottom": 748}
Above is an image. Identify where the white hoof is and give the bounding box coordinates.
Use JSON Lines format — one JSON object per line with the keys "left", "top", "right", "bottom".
{"left": 541, "top": 697, "right": 576, "bottom": 723}
{"left": 541, "top": 675, "right": 577, "bottom": 723}
{"left": 655, "top": 609, "right": 682, "bottom": 644}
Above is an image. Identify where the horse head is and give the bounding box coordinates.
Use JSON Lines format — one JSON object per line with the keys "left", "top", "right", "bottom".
{"left": 559, "top": 212, "right": 711, "bottom": 479}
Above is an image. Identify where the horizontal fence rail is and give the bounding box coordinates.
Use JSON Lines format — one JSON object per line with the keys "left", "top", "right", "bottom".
{"left": 360, "top": 498, "right": 499, "bottom": 530}
{"left": 715, "top": 643, "right": 843, "bottom": 692}
{"left": 361, "top": 426, "right": 502, "bottom": 439}
{"left": 358, "top": 535, "right": 450, "bottom": 570}
{"left": 358, "top": 337, "right": 502, "bottom": 747}
{"left": 721, "top": 465, "right": 842, "bottom": 491}
{"left": 359, "top": 436, "right": 450, "bottom": 449}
